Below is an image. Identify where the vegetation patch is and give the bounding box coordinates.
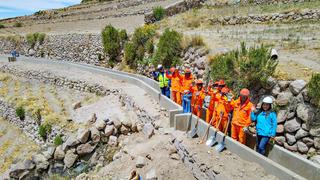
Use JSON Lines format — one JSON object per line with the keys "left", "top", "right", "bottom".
{"left": 54, "top": 134, "right": 63, "bottom": 146}
{"left": 308, "top": 73, "right": 320, "bottom": 106}
{"left": 153, "top": 6, "right": 166, "bottom": 21}
{"left": 26, "top": 32, "right": 46, "bottom": 48}
{"left": 13, "top": 22, "right": 23, "bottom": 27}
{"left": 39, "top": 123, "right": 52, "bottom": 139}
{"left": 209, "top": 42, "right": 278, "bottom": 94}
{"left": 15, "top": 106, "right": 25, "bottom": 120}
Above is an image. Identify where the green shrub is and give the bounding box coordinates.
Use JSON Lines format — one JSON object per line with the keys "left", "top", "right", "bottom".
{"left": 38, "top": 123, "right": 52, "bottom": 139}
{"left": 16, "top": 106, "right": 25, "bottom": 120}
{"left": 146, "top": 39, "right": 154, "bottom": 54}
{"left": 153, "top": 6, "right": 165, "bottom": 21}
{"left": 154, "top": 28, "right": 182, "bottom": 68}
{"left": 124, "top": 25, "right": 156, "bottom": 68}
{"left": 0, "top": 23, "right": 5, "bottom": 29}
{"left": 308, "top": 73, "right": 320, "bottom": 106}
{"left": 124, "top": 42, "right": 137, "bottom": 67}
{"left": 14, "top": 22, "right": 23, "bottom": 27}
{"left": 54, "top": 135, "right": 63, "bottom": 146}
{"left": 101, "top": 25, "right": 121, "bottom": 64}
{"left": 209, "top": 42, "right": 278, "bottom": 94}
{"left": 26, "top": 32, "right": 46, "bottom": 48}
{"left": 119, "top": 29, "right": 128, "bottom": 43}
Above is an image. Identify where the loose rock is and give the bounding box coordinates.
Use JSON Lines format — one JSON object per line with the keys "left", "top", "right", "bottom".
{"left": 54, "top": 145, "right": 65, "bottom": 160}
{"left": 289, "top": 80, "right": 307, "bottom": 95}
{"left": 285, "top": 133, "right": 296, "bottom": 145}
{"left": 108, "top": 135, "right": 118, "bottom": 146}
{"left": 143, "top": 123, "right": 155, "bottom": 138}
{"left": 77, "top": 128, "right": 90, "bottom": 144}
{"left": 297, "top": 141, "right": 309, "bottom": 154}
{"left": 77, "top": 143, "right": 96, "bottom": 155}
{"left": 284, "top": 118, "right": 301, "bottom": 133}
{"left": 90, "top": 127, "right": 101, "bottom": 143}
{"left": 136, "top": 156, "right": 146, "bottom": 168}
{"left": 104, "top": 125, "right": 114, "bottom": 137}
{"left": 94, "top": 120, "right": 106, "bottom": 130}
{"left": 73, "top": 102, "right": 82, "bottom": 110}
{"left": 32, "top": 154, "right": 49, "bottom": 171}
{"left": 295, "top": 129, "right": 309, "bottom": 140}
{"left": 64, "top": 149, "right": 79, "bottom": 168}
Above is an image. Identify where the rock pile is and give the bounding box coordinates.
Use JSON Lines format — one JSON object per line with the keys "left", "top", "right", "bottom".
{"left": 182, "top": 47, "right": 209, "bottom": 79}
{"left": 253, "top": 78, "right": 320, "bottom": 157}
{"left": 205, "top": 0, "right": 310, "bottom": 6}
{"left": 5, "top": 117, "right": 156, "bottom": 179}
{"left": 209, "top": 9, "right": 320, "bottom": 25}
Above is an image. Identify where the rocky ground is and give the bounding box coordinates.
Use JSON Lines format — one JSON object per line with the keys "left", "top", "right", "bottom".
{"left": 0, "top": 56, "right": 277, "bottom": 179}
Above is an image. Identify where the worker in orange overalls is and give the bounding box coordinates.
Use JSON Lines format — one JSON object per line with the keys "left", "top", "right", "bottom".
{"left": 213, "top": 87, "right": 232, "bottom": 132}
{"left": 190, "top": 79, "right": 205, "bottom": 117}
{"left": 230, "top": 88, "right": 254, "bottom": 145}
{"left": 205, "top": 79, "right": 226, "bottom": 125}
{"left": 166, "top": 67, "right": 182, "bottom": 105}
{"left": 180, "top": 68, "right": 193, "bottom": 98}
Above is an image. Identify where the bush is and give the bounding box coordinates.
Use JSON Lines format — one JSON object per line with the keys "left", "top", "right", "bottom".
{"left": 16, "top": 106, "right": 25, "bottom": 120}
{"left": 119, "top": 29, "right": 128, "bottom": 43}
{"left": 101, "top": 25, "right": 121, "bottom": 65}
{"left": 146, "top": 39, "right": 154, "bottom": 54}
{"left": 14, "top": 22, "right": 23, "bottom": 27}
{"left": 38, "top": 123, "right": 52, "bottom": 139}
{"left": 0, "top": 23, "right": 5, "bottom": 29}
{"left": 154, "top": 28, "right": 182, "bottom": 68}
{"left": 308, "top": 73, "right": 320, "bottom": 106}
{"left": 54, "top": 135, "right": 63, "bottom": 146}
{"left": 26, "top": 33, "right": 46, "bottom": 48}
{"left": 124, "top": 25, "right": 156, "bottom": 68}
{"left": 181, "top": 35, "right": 206, "bottom": 50}
{"left": 153, "top": 6, "right": 165, "bottom": 21}
{"left": 209, "top": 42, "right": 278, "bottom": 94}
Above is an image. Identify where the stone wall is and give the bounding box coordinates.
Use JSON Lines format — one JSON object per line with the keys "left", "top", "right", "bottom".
{"left": 0, "top": 34, "right": 105, "bottom": 65}
{"left": 251, "top": 78, "right": 320, "bottom": 156}
{"left": 205, "top": 0, "right": 312, "bottom": 6}
{"left": 145, "top": 0, "right": 206, "bottom": 24}
{"left": 209, "top": 9, "right": 320, "bottom": 25}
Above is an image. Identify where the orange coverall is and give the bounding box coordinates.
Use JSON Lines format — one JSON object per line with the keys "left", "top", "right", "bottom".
{"left": 230, "top": 98, "right": 253, "bottom": 145}
{"left": 206, "top": 90, "right": 221, "bottom": 125}
{"left": 213, "top": 96, "right": 232, "bottom": 132}
{"left": 190, "top": 86, "right": 205, "bottom": 117}
{"left": 166, "top": 71, "right": 182, "bottom": 105}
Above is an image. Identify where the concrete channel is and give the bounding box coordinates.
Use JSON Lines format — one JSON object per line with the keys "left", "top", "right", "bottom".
{"left": 1, "top": 55, "right": 319, "bottom": 180}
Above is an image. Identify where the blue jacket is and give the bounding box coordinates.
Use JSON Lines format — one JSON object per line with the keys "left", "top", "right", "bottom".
{"left": 250, "top": 111, "right": 277, "bottom": 137}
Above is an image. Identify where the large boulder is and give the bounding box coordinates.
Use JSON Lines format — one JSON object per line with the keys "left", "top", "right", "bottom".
{"left": 296, "top": 104, "right": 315, "bottom": 123}
{"left": 314, "top": 137, "right": 320, "bottom": 149}
{"left": 276, "top": 124, "right": 284, "bottom": 134}
{"left": 285, "top": 133, "right": 296, "bottom": 145}
{"left": 295, "top": 129, "right": 309, "bottom": 140}
{"left": 276, "top": 91, "right": 293, "bottom": 106}
{"left": 104, "top": 125, "right": 114, "bottom": 137}
{"left": 94, "top": 120, "right": 106, "bottom": 131}
{"left": 297, "top": 141, "right": 309, "bottom": 154}
{"left": 277, "top": 110, "right": 287, "bottom": 124}
{"left": 64, "top": 149, "right": 78, "bottom": 168}
{"left": 9, "top": 160, "right": 35, "bottom": 179}
{"left": 310, "top": 127, "right": 320, "bottom": 137}
{"left": 54, "top": 145, "right": 65, "bottom": 160}
{"left": 284, "top": 118, "right": 301, "bottom": 133}
{"left": 143, "top": 123, "right": 155, "bottom": 138}
{"left": 284, "top": 142, "right": 297, "bottom": 152}
{"left": 90, "top": 127, "right": 101, "bottom": 143}
{"left": 32, "top": 154, "right": 49, "bottom": 171}
{"left": 77, "top": 128, "right": 90, "bottom": 144}
{"left": 302, "top": 137, "right": 314, "bottom": 147}
{"left": 77, "top": 143, "right": 96, "bottom": 155}
{"left": 289, "top": 80, "right": 307, "bottom": 95}
{"left": 275, "top": 136, "right": 286, "bottom": 146}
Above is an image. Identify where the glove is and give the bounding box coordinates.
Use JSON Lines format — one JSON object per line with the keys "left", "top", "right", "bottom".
{"left": 243, "top": 127, "right": 249, "bottom": 132}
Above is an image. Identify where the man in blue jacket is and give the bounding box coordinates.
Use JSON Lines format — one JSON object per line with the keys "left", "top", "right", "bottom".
{"left": 251, "top": 96, "right": 277, "bottom": 156}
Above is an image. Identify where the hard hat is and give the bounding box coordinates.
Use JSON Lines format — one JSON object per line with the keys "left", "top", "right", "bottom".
{"left": 185, "top": 68, "right": 191, "bottom": 73}
{"left": 170, "top": 67, "right": 176, "bottom": 73}
{"left": 240, "top": 88, "right": 250, "bottom": 96}
{"left": 218, "top": 79, "right": 225, "bottom": 86}
{"left": 221, "top": 87, "right": 230, "bottom": 94}
{"left": 157, "top": 64, "right": 163, "bottom": 69}
{"left": 262, "top": 96, "right": 273, "bottom": 104}
{"left": 196, "top": 79, "right": 203, "bottom": 84}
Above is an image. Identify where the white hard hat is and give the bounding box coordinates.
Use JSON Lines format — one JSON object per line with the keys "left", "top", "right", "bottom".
{"left": 157, "top": 64, "right": 163, "bottom": 69}
{"left": 262, "top": 96, "right": 273, "bottom": 104}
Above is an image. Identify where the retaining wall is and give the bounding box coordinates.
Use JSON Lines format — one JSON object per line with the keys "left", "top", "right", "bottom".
{"left": 2, "top": 56, "right": 318, "bottom": 179}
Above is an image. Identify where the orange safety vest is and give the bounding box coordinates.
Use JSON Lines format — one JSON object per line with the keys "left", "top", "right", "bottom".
{"left": 190, "top": 86, "right": 205, "bottom": 107}
{"left": 231, "top": 98, "right": 253, "bottom": 127}
{"left": 181, "top": 75, "right": 193, "bottom": 93}
{"left": 167, "top": 72, "right": 182, "bottom": 92}
{"left": 213, "top": 96, "right": 231, "bottom": 125}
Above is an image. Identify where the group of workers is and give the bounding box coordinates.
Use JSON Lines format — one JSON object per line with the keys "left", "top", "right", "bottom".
{"left": 154, "top": 64, "right": 277, "bottom": 156}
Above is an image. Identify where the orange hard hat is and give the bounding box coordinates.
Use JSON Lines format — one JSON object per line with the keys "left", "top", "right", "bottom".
{"left": 185, "top": 68, "right": 191, "bottom": 73}
{"left": 240, "top": 88, "right": 250, "bottom": 96}
{"left": 196, "top": 79, "right": 203, "bottom": 84}
{"left": 218, "top": 79, "right": 225, "bottom": 86}
{"left": 170, "top": 67, "right": 176, "bottom": 73}
{"left": 214, "top": 81, "right": 219, "bottom": 85}
{"left": 221, "top": 87, "right": 230, "bottom": 94}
